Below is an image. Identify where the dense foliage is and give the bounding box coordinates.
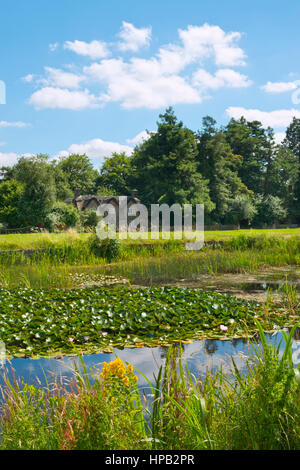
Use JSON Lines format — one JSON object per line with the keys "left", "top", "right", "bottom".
{"left": 0, "top": 109, "right": 299, "bottom": 229}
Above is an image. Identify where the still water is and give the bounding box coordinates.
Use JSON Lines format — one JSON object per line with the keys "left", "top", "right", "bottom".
{"left": 1, "top": 330, "right": 300, "bottom": 390}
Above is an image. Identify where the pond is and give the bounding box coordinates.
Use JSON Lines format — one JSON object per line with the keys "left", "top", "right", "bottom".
{"left": 1, "top": 329, "right": 300, "bottom": 391}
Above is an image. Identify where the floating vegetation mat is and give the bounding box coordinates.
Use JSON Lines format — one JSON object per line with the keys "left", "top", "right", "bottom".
{"left": 68, "top": 273, "right": 130, "bottom": 288}
{"left": 0, "top": 286, "right": 289, "bottom": 357}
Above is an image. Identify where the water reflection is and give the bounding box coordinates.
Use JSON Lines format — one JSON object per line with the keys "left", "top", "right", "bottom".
{"left": 1, "top": 330, "right": 300, "bottom": 392}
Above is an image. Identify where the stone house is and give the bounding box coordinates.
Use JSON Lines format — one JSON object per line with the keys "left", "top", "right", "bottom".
{"left": 64, "top": 190, "right": 140, "bottom": 230}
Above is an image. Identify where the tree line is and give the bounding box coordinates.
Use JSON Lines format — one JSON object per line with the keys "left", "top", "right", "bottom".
{"left": 0, "top": 107, "right": 299, "bottom": 230}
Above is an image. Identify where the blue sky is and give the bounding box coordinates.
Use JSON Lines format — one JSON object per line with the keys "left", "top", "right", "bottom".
{"left": 1, "top": 0, "right": 300, "bottom": 168}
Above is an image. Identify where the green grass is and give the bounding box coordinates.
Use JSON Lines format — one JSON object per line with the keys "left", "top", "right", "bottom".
{"left": 1, "top": 323, "right": 300, "bottom": 450}
{"left": 0, "top": 227, "right": 299, "bottom": 251}
{"left": 0, "top": 234, "right": 299, "bottom": 289}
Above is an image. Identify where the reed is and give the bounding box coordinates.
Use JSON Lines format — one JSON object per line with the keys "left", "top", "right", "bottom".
{"left": 1, "top": 323, "right": 299, "bottom": 449}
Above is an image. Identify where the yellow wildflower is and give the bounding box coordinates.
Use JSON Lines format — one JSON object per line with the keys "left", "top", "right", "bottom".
{"left": 122, "top": 376, "right": 130, "bottom": 387}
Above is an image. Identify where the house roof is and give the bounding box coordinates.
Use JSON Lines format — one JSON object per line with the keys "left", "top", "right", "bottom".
{"left": 64, "top": 194, "right": 140, "bottom": 210}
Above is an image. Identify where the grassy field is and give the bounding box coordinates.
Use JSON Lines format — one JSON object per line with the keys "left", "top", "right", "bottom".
{"left": 0, "top": 227, "right": 299, "bottom": 250}
{"left": 0, "top": 233, "right": 299, "bottom": 289}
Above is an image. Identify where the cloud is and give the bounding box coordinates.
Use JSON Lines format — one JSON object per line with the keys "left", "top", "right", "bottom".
{"left": 22, "top": 74, "right": 35, "bottom": 83}
{"left": 0, "top": 152, "right": 34, "bottom": 166}
{"left": 193, "top": 68, "right": 252, "bottom": 90}
{"left": 58, "top": 129, "right": 152, "bottom": 160}
{"left": 49, "top": 43, "right": 59, "bottom": 52}
{"left": 0, "top": 152, "right": 19, "bottom": 165}
{"left": 0, "top": 121, "right": 29, "bottom": 128}
{"left": 28, "top": 23, "right": 250, "bottom": 110}
{"left": 28, "top": 87, "right": 100, "bottom": 110}
{"left": 126, "top": 130, "right": 152, "bottom": 146}
{"left": 84, "top": 58, "right": 203, "bottom": 108}
{"left": 226, "top": 107, "right": 300, "bottom": 128}
{"left": 58, "top": 138, "right": 133, "bottom": 160}
{"left": 64, "top": 40, "right": 109, "bottom": 59}
{"left": 261, "top": 81, "right": 298, "bottom": 93}
{"left": 83, "top": 23, "right": 248, "bottom": 109}
{"left": 0, "top": 142, "right": 5, "bottom": 147}
{"left": 274, "top": 132, "right": 286, "bottom": 144}
{"left": 118, "top": 21, "right": 152, "bottom": 52}
{"left": 178, "top": 24, "right": 246, "bottom": 67}
{"left": 40, "top": 67, "right": 85, "bottom": 89}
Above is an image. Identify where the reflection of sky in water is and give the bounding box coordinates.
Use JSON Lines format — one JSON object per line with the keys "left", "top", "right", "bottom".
{"left": 1, "top": 331, "right": 300, "bottom": 390}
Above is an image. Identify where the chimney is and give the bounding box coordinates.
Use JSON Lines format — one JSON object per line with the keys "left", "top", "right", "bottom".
{"left": 131, "top": 189, "right": 138, "bottom": 198}
{"left": 74, "top": 188, "right": 81, "bottom": 198}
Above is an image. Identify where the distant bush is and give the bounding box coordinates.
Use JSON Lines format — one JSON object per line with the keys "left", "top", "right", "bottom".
{"left": 45, "top": 202, "right": 80, "bottom": 231}
{"left": 79, "top": 210, "right": 102, "bottom": 231}
{"left": 89, "top": 232, "right": 122, "bottom": 261}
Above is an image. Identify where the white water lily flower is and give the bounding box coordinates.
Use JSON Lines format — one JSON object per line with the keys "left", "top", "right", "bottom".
{"left": 220, "top": 325, "right": 228, "bottom": 332}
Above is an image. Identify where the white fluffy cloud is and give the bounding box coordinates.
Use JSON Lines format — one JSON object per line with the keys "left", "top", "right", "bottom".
{"left": 178, "top": 24, "right": 246, "bottom": 67}
{"left": 83, "top": 23, "right": 249, "bottom": 109}
{"left": 29, "top": 87, "right": 100, "bottom": 110}
{"left": 274, "top": 132, "right": 286, "bottom": 144}
{"left": 22, "top": 74, "right": 35, "bottom": 83}
{"left": 58, "top": 138, "right": 133, "bottom": 160}
{"left": 40, "top": 67, "right": 85, "bottom": 89}
{"left": 64, "top": 40, "right": 109, "bottom": 59}
{"left": 126, "top": 130, "right": 152, "bottom": 146}
{"left": 226, "top": 107, "right": 300, "bottom": 128}
{"left": 261, "top": 81, "right": 298, "bottom": 93}
{"left": 27, "top": 23, "right": 250, "bottom": 110}
{"left": 0, "top": 152, "right": 34, "bottom": 166}
{"left": 193, "top": 68, "right": 252, "bottom": 89}
{"left": 85, "top": 58, "right": 203, "bottom": 108}
{"left": 0, "top": 121, "right": 29, "bottom": 128}
{"left": 0, "top": 152, "right": 19, "bottom": 165}
{"left": 118, "top": 21, "right": 152, "bottom": 52}
{"left": 58, "top": 129, "right": 152, "bottom": 161}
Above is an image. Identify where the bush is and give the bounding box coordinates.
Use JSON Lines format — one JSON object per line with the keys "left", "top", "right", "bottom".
{"left": 253, "top": 194, "right": 287, "bottom": 227}
{"left": 89, "top": 232, "right": 122, "bottom": 261}
{"left": 45, "top": 202, "right": 80, "bottom": 231}
{"left": 79, "top": 210, "right": 102, "bottom": 230}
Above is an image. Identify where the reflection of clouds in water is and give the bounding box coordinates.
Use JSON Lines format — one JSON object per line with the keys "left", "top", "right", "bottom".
{"left": 2, "top": 332, "right": 300, "bottom": 390}
{"left": 0, "top": 341, "right": 5, "bottom": 368}
{"left": 292, "top": 340, "right": 300, "bottom": 365}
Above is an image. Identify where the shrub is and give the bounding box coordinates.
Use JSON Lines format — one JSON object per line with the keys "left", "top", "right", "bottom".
{"left": 79, "top": 210, "right": 101, "bottom": 230}
{"left": 89, "top": 232, "right": 122, "bottom": 261}
{"left": 45, "top": 202, "right": 80, "bottom": 231}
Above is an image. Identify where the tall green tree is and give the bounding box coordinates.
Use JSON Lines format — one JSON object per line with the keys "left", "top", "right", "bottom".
{"left": 56, "top": 154, "right": 98, "bottom": 195}
{"left": 284, "top": 117, "right": 300, "bottom": 220}
{"left": 265, "top": 144, "right": 299, "bottom": 219}
{"left": 131, "top": 108, "right": 214, "bottom": 211}
{"left": 98, "top": 152, "right": 132, "bottom": 195}
{"left": 12, "top": 155, "right": 56, "bottom": 226}
{"left": 197, "top": 116, "right": 249, "bottom": 222}
{"left": 224, "top": 118, "right": 275, "bottom": 194}
{"left": 0, "top": 179, "right": 24, "bottom": 228}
